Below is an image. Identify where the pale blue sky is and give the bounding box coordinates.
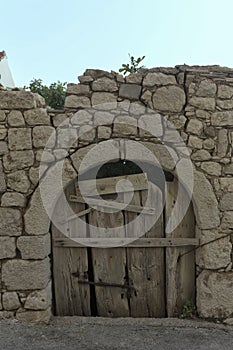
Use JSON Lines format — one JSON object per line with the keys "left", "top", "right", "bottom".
{"left": 2, "top": 0, "right": 233, "bottom": 87}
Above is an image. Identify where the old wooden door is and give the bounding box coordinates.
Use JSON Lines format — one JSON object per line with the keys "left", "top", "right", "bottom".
{"left": 52, "top": 171, "right": 197, "bottom": 317}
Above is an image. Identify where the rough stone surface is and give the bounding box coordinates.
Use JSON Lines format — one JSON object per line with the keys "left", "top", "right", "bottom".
{"left": 189, "top": 97, "right": 215, "bottom": 111}
{"left": 16, "top": 308, "right": 51, "bottom": 323}
{"left": 1, "top": 192, "right": 26, "bottom": 207}
{"left": 7, "top": 110, "right": 25, "bottom": 126}
{"left": 33, "top": 126, "right": 55, "bottom": 148}
{"left": 211, "top": 111, "right": 233, "bottom": 126}
{"left": 64, "top": 95, "right": 91, "bottom": 109}
{"left": 0, "top": 141, "right": 8, "bottom": 155}
{"left": 196, "top": 80, "right": 217, "bottom": 97}
{"left": 2, "top": 258, "right": 50, "bottom": 290}
{"left": 193, "top": 170, "right": 220, "bottom": 229}
{"left": 220, "top": 193, "right": 233, "bottom": 211}
{"left": 201, "top": 162, "right": 222, "bottom": 176}
{"left": 7, "top": 170, "right": 31, "bottom": 193}
{"left": 24, "top": 188, "right": 50, "bottom": 235}
{"left": 0, "top": 208, "right": 22, "bottom": 236}
{"left": 0, "top": 237, "right": 16, "bottom": 259}
{"left": 119, "top": 84, "right": 142, "bottom": 100}
{"left": 186, "top": 119, "right": 203, "bottom": 135}
{"left": 92, "top": 92, "right": 117, "bottom": 108}
{"left": 197, "top": 271, "right": 233, "bottom": 318}
{"left": 24, "top": 283, "right": 52, "bottom": 310}
{"left": 24, "top": 108, "right": 50, "bottom": 125}
{"left": 152, "top": 86, "right": 185, "bottom": 112}
{"left": 143, "top": 72, "right": 176, "bottom": 86}
{"left": 17, "top": 234, "right": 50, "bottom": 260}
{"left": 2, "top": 292, "right": 20, "bottom": 310}
{"left": 196, "top": 229, "right": 232, "bottom": 269}
{"left": 92, "top": 77, "right": 118, "bottom": 92}
{"left": 66, "top": 83, "right": 90, "bottom": 95}
{"left": 3, "top": 150, "right": 34, "bottom": 171}
{"left": 0, "top": 160, "right": 6, "bottom": 193}
{"left": 0, "top": 91, "right": 36, "bottom": 109}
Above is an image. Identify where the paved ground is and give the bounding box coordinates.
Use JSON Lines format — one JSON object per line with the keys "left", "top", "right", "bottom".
{"left": 0, "top": 317, "right": 233, "bottom": 350}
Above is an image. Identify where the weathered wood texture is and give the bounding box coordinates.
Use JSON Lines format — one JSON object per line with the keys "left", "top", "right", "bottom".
{"left": 52, "top": 174, "right": 196, "bottom": 318}
{"left": 165, "top": 179, "right": 196, "bottom": 317}
{"left": 52, "top": 181, "right": 91, "bottom": 316}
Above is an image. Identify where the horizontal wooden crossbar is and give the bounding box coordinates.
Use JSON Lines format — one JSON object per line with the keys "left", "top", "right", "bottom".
{"left": 69, "top": 195, "right": 156, "bottom": 215}
{"left": 54, "top": 237, "right": 200, "bottom": 248}
{"left": 75, "top": 173, "right": 148, "bottom": 196}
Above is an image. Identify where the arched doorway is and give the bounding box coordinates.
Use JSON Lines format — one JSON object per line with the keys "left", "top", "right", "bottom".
{"left": 52, "top": 160, "right": 196, "bottom": 317}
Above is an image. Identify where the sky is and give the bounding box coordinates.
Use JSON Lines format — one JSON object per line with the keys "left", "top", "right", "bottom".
{"left": 1, "top": 0, "right": 233, "bottom": 87}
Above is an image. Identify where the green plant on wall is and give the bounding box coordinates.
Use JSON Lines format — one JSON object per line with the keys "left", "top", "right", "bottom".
{"left": 181, "top": 300, "right": 197, "bottom": 319}
{"left": 119, "top": 54, "right": 145, "bottom": 75}
{"left": 25, "top": 79, "right": 67, "bottom": 109}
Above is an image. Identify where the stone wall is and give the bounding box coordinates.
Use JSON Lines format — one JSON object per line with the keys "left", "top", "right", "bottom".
{"left": 0, "top": 65, "right": 233, "bottom": 322}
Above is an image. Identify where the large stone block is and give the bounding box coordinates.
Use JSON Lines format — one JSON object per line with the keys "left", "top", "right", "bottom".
{"left": 24, "top": 283, "right": 52, "bottom": 310}
{"left": 66, "top": 83, "right": 90, "bottom": 95}
{"left": 220, "top": 193, "right": 233, "bottom": 211}
{"left": 189, "top": 97, "right": 215, "bottom": 111}
{"left": 1, "top": 192, "right": 26, "bottom": 207}
{"left": 196, "top": 79, "right": 217, "bottom": 97}
{"left": 0, "top": 91, "right": 36, "bottom": 109}
{"left": 24, "top": 108, "right": 50, "bottom": 125}
{"left": 0, "top": 141, "right": 8, "bottom": 155}
{"left": 0, "top": 208, "right": 22, "bottom": 236}
{"left": 0, "top": 237, "right": 16, "bottom": 259}
{"left": 7, "top": 110, "right": 25, "bottom": 127}
{"left": 217, "top": 85, "right": 233, "bottom": 99}
{"left": 17, "top": 234, "right": 50, "bottom": 259}
{"left": 32, "top": 126, "right": 56, "bottom": 148}
{"left": 138, "top": 114, "right": 163, "bottom": 138}
{"left": 2, "top": 292, "right": 20, "bottom": 310}
{"left": 91, "top": 92, "right": 117, "bottom": 109}
{"left": 8, "top": 128, "right": 32, "bottom": 151}
{"left": 16, "top": 308, "right": 51, "bottom": 323}
{"left": 24, "top": 188, "right": 50, "bottom": 235}
{"left": 152, "top": 86, "right": 185, "bottom": 112}
{"left": 64, "top": 95, "right": 91, "bottom": 109}
{"left": 196, "top": 229, "right": 232, "bottom": 269}
{"left": 92, "top": 77, "right": 118, "bottom": 92}
{"left": 0, "top": 160, "right": 6, "bottom": 193}
{"left": 113, "top": 116, "right": 138, "bottom": 136}
{"left": 201, "top": 162, "right": 222, "bottom": 176}
{"left": 211, "top": 111, "right": 233, "bottom": 126}
{"left": 143, "top": 72, "right": 176, "bottom": 86}
{"left": 3, "top": 150, "right": 34, "bottom": 171}
{"left": 0, "top": 126, "right": 7, "bottom": 140}
{"left": 119, "top": 84, "right": 142, "bottom": 100}
{"left": 197, "top": 271, "right": 233, "bottom": 318}
{"left": 186, "top": 119, "right": 203, "bottom": 135}
{"left": 2, "top": 258, "right": 50, "bottom": 290}
{"left": 193, "top": 170, "right": 220, "bottom": 229}
{"left": 7, "top": 170, "right": 31, "bottom": 193}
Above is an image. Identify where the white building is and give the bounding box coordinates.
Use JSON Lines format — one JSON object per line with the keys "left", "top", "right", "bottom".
{"left": 0, "top": 51, "right": 15, "bottom": 88}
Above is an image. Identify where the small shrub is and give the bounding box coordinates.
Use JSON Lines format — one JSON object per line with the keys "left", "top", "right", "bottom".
{"left": 119, "top": 54, "right": 145, "bottom": 75}
{"left": 25, "top": 79, "right": 67, "bottom": 109}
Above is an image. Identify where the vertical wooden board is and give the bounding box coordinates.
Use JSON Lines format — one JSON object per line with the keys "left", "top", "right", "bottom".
{"left": 88, "top": 193, "right": 129, "bottom": 317}
{"left": 125, "top": 182, "right": 166, "bottom": 317}
{"left": 52, "top": 182, "right": 91, "bottom": 316}
{"left": 165, "top": 179, "right": 195, "bottom": 317}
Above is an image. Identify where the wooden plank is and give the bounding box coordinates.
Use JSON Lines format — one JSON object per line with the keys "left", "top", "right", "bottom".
{"left": 69, "top": 195, "right": 156, "bottom": 215}
{"left": 54, "top": 237, "right": 199, "bottom": 248}
{"left": 52, "top": 181, "right": 91, "bottom": 316}
{"left": 124, "top": 182, "right": 166, "bottom": 317}
{"left": 88, "top": 192, "right": 130, "bottom": 317}
{"left": 165, "top": 179, "right": 196, "bottom": 317}
{"left": 76, "top": 173, "right": 148, "bottom": 197}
